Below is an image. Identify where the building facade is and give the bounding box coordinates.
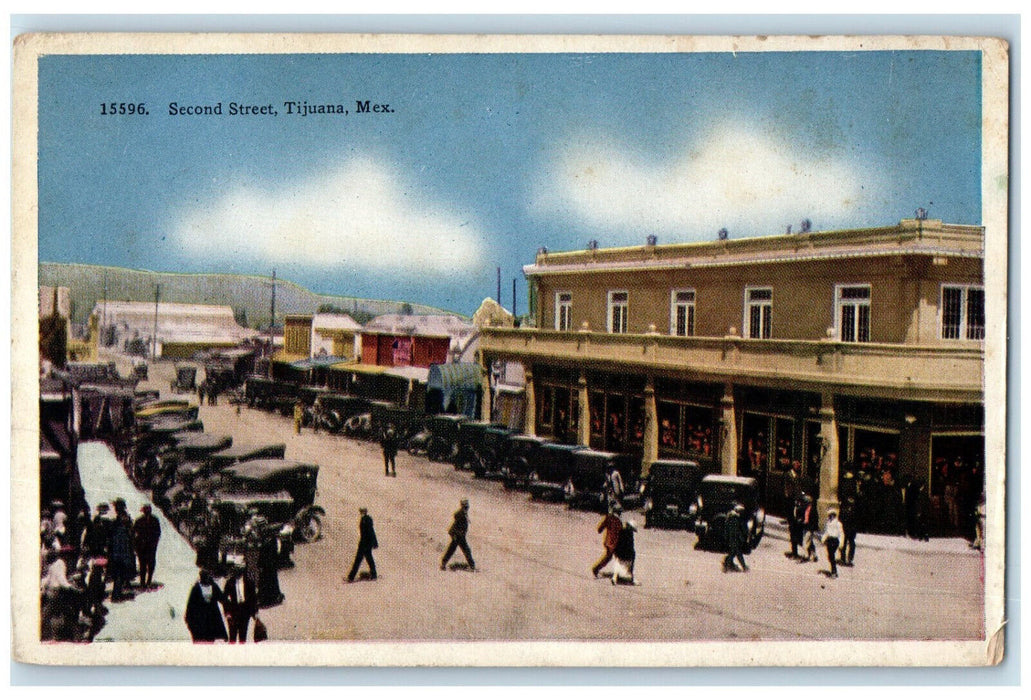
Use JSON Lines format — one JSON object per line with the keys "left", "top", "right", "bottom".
{"left": 480, "top": 219, "right": 985, "bottom": 536}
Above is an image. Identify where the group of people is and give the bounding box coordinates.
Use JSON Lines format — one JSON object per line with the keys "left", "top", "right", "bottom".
{"left": 40, "top": 497, "right": 162, "bottom": 641}
{"left": 591, "top": 504, "right": 637, "bottom": 585}
{"left": 338, "top": 498, "right": 478, "bottom": 586}
{"left": 184, "top": 509, "right": 284, "bottom": 642}
{"left": 184, "top": 565, "right": 263, "bottom": 643}
{"left": 196, "top": 379, "right": 221, "bottom": 406}
{"left": 786, "top": 493, "right": 854, "bottom": 578}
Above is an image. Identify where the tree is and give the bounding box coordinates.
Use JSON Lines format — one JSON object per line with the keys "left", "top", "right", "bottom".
{"left": 39, "top": 313, "right": 68, "bottom": 369}
{"left": 400, "top": 302, "right": 414, "bottom": 316}
{"left": 233, "top": 306, "right": 249, "bottom": 328}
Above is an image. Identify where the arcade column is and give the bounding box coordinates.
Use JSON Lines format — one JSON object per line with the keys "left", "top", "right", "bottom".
{"left": 523, "top": 369, "right": 536, "bottom": 437}
{"left": 817, "top": 392, "right": 841, "bottom": 523}
{"left": 577, "top": 373, "right": 590, "bottom": 447}
{"left": 720, "top": 383, "right": 737, "bottom": 476}
{"left": 641, "top": 376, "right": 658, "bottom": 477}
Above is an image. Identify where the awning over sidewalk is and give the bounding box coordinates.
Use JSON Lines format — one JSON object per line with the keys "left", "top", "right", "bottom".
{"left": 289, "top": 355, "right": 348, "bottom": 371}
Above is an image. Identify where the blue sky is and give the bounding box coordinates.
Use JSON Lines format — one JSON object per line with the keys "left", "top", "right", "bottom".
{"left": 38, "top": 50, "right": 982, "bottom": 315}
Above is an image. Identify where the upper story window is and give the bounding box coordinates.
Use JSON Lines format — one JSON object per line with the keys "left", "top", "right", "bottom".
{"left": 744, "top": 287, "right": 772, "bottom": 339}
{"left": 555, "top": 292, "right": 572, "bottom": 331}
{"left": 835, "top": 284, "right": 871, "bottom": 342}
{"left": 670, "top": 289, "right": 696, "bottom": 337}
{"left": 607, "top": 290, "right": 629, "bottom": 334}
{"left": 941, "top": 285, "right": 985, "bottom": 340}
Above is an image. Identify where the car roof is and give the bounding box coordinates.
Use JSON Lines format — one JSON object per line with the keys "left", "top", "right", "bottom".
{"left": 650, "top": 459, "right": 701, "bottom": 469}
{"left": 211, "top": 443, "right": 286, "bottom": 459}
{"left": 700, "top": 474, "right": 757, "bottom": 487}
{"left": 223, "top": 459, "right": 318, "bottom": 480}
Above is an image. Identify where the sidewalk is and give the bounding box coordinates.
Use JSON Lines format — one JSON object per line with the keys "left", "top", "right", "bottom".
{"left": 762, "top": 514, "right": 981, "bottom": 556}
{"left": 77, "top": 441, "right": 196, "bottom": 642}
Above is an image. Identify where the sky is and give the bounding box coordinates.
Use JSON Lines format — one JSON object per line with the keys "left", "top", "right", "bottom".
{"left": 37, "top": 50, "right": 983, "bottom": 316}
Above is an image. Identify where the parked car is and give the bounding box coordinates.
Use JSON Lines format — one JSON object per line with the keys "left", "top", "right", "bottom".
{"left": 691, "top": 475, "right": 765, "bottom": 551}
{"left": 565, "top": 449, "right": 641, "bottom": 511}
{"left": 642, "top": 459, "right": 717, "bottom": 529}
{"left": 501, "top": 434, "right": 549, "bottom": 489}
{"left": 472, "top": 425, "right": 516, "bottom": 478}
{"left": 203, "top": 459, "right": 325, "bottom": 543}
{"left": 311, "top": 394, "right": 371, "bottom": 433}
{"left": 407, "top": 414, "right": 467, "bottom": 462}
{"left": 454, "top": 421, "right": 513, "bottom": 475}
{"left": 528, "top": 443, "right": 586, "bottom": 501}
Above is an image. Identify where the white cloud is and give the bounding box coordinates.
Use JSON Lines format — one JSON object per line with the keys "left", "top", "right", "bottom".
{"left": 173, "top": 157, "right": 487, "bottom": 275}
{"left": 533, "top": 121, "right": 885, "bottom": 241}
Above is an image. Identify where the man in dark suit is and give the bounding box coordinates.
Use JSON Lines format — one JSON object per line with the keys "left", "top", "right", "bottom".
{"left": 441, "top": 499, "right": 475, "bottom": 571}
{"left": 347, "top": 507, "right": 378, "bottom": 582}
{"left": 223, "top": 562, "right": 258, "bottom": 643}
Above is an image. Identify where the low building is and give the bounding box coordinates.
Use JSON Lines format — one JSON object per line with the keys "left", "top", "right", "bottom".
{"left": 89, "top": 300, "right": 259, "bottom": 359}
{"left": 480, "top": 218, "right": 985, "bottom": 536}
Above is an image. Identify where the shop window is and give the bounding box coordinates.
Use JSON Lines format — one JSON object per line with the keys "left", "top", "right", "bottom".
{"left": 658, "top": 401, "right": 681, "bottom": 450}
{"left": 744, "top": 287, "right": 772, "bottom": 339}
{"left": 555, "top": 292, "right": 572, "bottom": 331}
{"left": 607, "top": 290, "right": 629, "bottom": 334}
{"left": 670, "top": 289, "right": 696, "bottom": 337}
{"left": 941, "top": 285, "right": 985, "bottom": 340}
{"left": 628, "top": 396, "right": 646, "bottom": 445}
{"left": 835, "top": 284, "right": 871, "bottom": 342}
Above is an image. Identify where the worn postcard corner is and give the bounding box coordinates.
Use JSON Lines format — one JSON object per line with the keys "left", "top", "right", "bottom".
{"left": 12, "top": 31, "right": 1007, "bottom": 668}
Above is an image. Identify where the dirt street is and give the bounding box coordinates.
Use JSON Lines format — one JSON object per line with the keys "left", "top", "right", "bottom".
{"left": 140, "top": 360, "right": 985, "bottom": 643}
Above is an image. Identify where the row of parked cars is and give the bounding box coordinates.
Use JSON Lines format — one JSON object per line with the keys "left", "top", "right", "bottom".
{"left": 124, "top": 397, "right": 325, "bottom": 570}
{"left": 402, "top": 414, "right": 767, "bottom": 551}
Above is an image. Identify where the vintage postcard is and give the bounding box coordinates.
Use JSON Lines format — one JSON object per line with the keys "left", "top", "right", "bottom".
{"left": 11, "top": 33, "right": 1008, "bottom": 667}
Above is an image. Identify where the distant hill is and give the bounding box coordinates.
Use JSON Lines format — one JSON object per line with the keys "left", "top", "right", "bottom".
{"left": 39, "top": 262, "right": 457, "bottom": 327}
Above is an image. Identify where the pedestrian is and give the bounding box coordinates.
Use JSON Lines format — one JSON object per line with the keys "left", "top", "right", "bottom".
{"left": 293, "top": 401, "right": 304, "bottom": 435}
{"left": 209, "top": 383, "right": 219, "bottom": 406}
{"left": 611, "top": 520, "right": 637, "bottom": 585}
{"left": 440, "top": 499, "right": 475, "bottom": 571}
{"left": 722, "top": 504, "right": 749, "bottom": 573}
{"left": 82, "top": 503, "right": 111, "bottom": 558}
{"left": 786, "top": 494, "right": 805, "bottom": 559}
{"left": 971, "top": 491, "right": 987, "bottom": 551}
{"left": 591, "top": 503, "right": 623, "bottom": 578}
{"left": 184, "top": 569, "right": 228, "bottom": 643}
{"left": 197, "top": 381, "right": 206, "bottom": 407}
{"left": 799, "top": 494, "right": 819, "bottom": 562}
{"left": 107, "top": 498, "right": 136, "bottom": 601}
{"left": 346, "top": 507, "right": 379, "bottom": 582}
{"left": 132, "top": 504, "right": 161, "bottom": 589}
{"left": 223, "top": 562, "right": 258, "bottom": 643}
{"left": 839, "top": 496, "right": 858, "bottom": 567}
{"left": 381, "top": 423, "right": 399, "bottom": 476}
{"left": 821, "top": 508, "right": 844, "bottom": 578}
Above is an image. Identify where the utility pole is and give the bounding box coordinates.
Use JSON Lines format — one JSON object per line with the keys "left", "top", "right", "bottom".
{"left": 512, "top": 278, "right": 517, "bottom": 317}
{"left": 102, "top": 271, "right": 108, "bottom": 346}
{"left": 151, "top": 283, "right": 160, "bottom": 361}
{"left": 496, "top": 266, "right": 501, "bottom": 303}
{"left": 269, "top": 268, "right": 277, "bottom": 342}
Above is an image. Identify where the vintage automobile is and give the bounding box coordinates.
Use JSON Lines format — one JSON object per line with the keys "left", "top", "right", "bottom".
{"left": 453, "top": 421, "right": 511, "bottom": 473}
{"left": 564, "top": 449, "right": 641, "bottom": 511}
{"left": 310, "top": 394, "right": 372, "bottom": 433}
{"left": 528, "top": 442, "right": 586, "bottom": 501}
{"left": 691, "top": 474, "right": 766, "bottom": 551}
{"left": 244, "top": 375, "right": 302, "bottom": 414}
{"left": 199, "top": 459, "right": 325, "bottom": 544}
{"left": 642, "top": 459, "right": 717, "bottom": 529}
{"left": 170, "top": 364, "right": 198, "bottom": 394}
{"left": 407, "top": 414, "right": 467, "bottom": 462}
{"left": 472, "top": 425, "right": 516, "bottom": 479}
{"left": 135, "top": 399, "right": 198, "bottom": 421}
{"left": 172, "top": 432, "right": 233, "bottom": 461}
{"left": 175, "top": 441, "right": 288, "bottom": 485}
{"left": 370, "top": 402, "right": 424, "bottom": 443}
{"left": 131, "top": 359, "right": 148, "bottom": 380}
{"left": 500, "top": 434, "right": 549, "bottom": 489}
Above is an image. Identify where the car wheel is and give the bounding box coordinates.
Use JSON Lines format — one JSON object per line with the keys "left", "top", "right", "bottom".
{"left": 298, "top": 512, "right": 323, "bottom": 543}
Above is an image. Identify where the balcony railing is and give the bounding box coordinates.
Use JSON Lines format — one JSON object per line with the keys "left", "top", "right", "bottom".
{"left": 481, "top": 327, "right": 984, "bottom": 402}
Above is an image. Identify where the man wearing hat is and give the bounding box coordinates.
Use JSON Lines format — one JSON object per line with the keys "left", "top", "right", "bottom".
{"left": 108, "top": 498, "right": 136, "bottom": 601}
{"left": 346, "top": 507, "right": 378, "bottom": 582}
{"left": 441, "top": 499, "right": 475, "bottom": 571}
{"left": 822, "top": 508, "right": 845, "bottom": 579}
{"left": 722, "top": 504, "right": 749, "bottom": 573}
{"left": 82, "top": 503, "right": 111, "bottom": 558}
{"left": 591, "top": 503, "right": 623, "bottom": 578}
{"left": 132, "top": 504, "right": 162, "bottom": 589}
{"left": 223, "top": 561, "right": 258, "bottom": 642}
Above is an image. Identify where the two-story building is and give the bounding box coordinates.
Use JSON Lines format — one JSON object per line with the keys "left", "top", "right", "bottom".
{"left": 479, "top": 219, "right": 985, "bottom": 536}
